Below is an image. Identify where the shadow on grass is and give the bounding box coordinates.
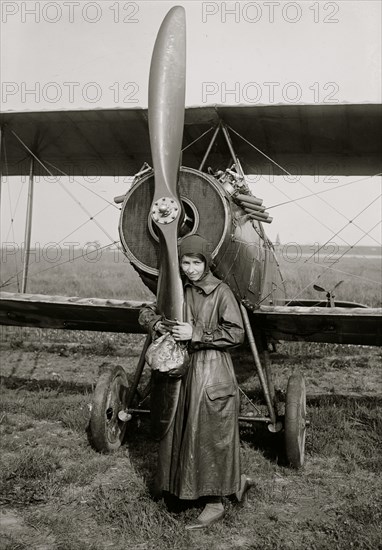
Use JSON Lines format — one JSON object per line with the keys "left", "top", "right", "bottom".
{"left": 240, "top": 422, "right": 287, "bottom": 466}
{"left": 119, "top": 418, "right": 198, "bottom": 515}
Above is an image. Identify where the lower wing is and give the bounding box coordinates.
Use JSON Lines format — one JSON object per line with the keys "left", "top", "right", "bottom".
{"left": 1, "top": 292, "right": 380, "bottom": 346}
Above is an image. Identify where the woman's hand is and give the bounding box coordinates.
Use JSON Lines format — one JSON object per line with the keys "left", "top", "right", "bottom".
{"left": 172, "top": 322, "right": 193, "bottom": 341}
{"left": 154, "top": 321, "right": 170, "bottom": 335}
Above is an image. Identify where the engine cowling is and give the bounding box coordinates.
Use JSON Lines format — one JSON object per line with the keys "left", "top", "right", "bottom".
{"left": 119, "top": 166, "right": 285, "bottom": 307}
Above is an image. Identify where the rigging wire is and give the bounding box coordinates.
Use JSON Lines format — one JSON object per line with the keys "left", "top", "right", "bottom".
{"left": 265, "top": 254, "right": 381, "bottom": 306}
{"left": 228, "top": 125, "right": 291, "bottom": 176}
{"left": 1, "top": 203, "right": 117, "bottom": 289}
{"left": 229, "top": 124, "right": 381, "bottom": 248}
{"left": 9, "top": 129, "right": 123, "bottom": 248}
{"left": 3, "top": 139, "right": 22, "bottom": 290}
{"left": 181, "top": 126, "right": 213, "bottom": 153}
{"left": 3, "top": 137, "right": 22, "bottom": 243}
{"left": 269, "top": 177, "right": 381, "bottom": 247}
{"left": 306, "top": 264, "right": 381, "bottom": 286}
{"left": 257, "top": 223, "right": 382, "bottom": 307}
{"left": 284, "top": 220, "right": 382, "bottom": 306}
{"left": 43, "top": 160, "right": 121, "bottom": 210}
{"left": 225, "top": 125, "right": 382, "bottom": 296}
{"left": 0, "top": 241, "right": 121, "bottom": 290}
{"left": 267, "top": 173, "right": 382, "bottom": 210}
{"left": 289, "top": 193, "right": 381, "bottom": 267}
{"left": 258, "top": 258, "right": 382, "bottom": 308}
{"left": 53, "top": 178, "right": 118, "bottom": 245}
{"left": 225, "top": 130, "right": 381, "bottom": 287}
{"left": 3, "top": 127, "right": 380, "bottom": 301}
{"left": 1, "top": 130, "right": 124, "bottom": 288}
{"left": 55, "top": 204, "right": 113, "bottom": 245}
{"left": 265, "top": 174, "right": 378, "bottom": 266}
{"left": 261, "top": 195, "right": 382, "bottom": 302}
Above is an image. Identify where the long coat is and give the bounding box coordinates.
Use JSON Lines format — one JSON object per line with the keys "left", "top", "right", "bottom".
{"left": 139, "top": 271, "right": 245, "bottom": 500}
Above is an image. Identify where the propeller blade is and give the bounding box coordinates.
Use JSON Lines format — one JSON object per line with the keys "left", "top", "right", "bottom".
{"left": 148, "top": 6, "right": 186, "bottom": 320}
{"left": 149, "top": 6, "right": 186, "bottom": 198}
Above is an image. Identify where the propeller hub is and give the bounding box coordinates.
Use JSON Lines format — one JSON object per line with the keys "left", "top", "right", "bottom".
{"left": 152, "top": 197, "right": 180, "bottom": 224}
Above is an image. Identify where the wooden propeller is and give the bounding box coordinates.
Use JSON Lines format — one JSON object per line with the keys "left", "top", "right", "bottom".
{"left": 148, "top": 6, "right": 186, "bottom": 321}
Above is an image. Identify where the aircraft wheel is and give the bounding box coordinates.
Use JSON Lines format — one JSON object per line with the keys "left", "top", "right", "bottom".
{"left": 90, "top": 365, "right": 129, "bottom": 453}
{"left": 285, "top": 373, "right": 306, "bottom": 468}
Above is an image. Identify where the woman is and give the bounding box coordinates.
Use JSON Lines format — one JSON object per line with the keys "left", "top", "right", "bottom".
{"left": 139, "top": 234, "right": 251, "bottom": 529}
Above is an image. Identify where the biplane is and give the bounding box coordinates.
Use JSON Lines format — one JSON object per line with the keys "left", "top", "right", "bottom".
{"left": 0, "top": 6, "right": 381, "bottom": 468}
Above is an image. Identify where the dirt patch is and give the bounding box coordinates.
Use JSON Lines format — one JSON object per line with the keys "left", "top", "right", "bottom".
{"left": 0, "top": 509, "right": 25, "bottom": 534}
{"left": 0, "top": 508, "right": 55, "bottom": 550}
{"left": 0, "top": 346, "right": 142, "bottom": 388}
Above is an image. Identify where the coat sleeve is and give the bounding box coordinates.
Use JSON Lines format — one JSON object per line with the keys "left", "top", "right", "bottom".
{"left": 191, "top": 286, "right": 245, "bottom": 350}
{"left": 138, "top": 304, "right": 161, "bottom": 337}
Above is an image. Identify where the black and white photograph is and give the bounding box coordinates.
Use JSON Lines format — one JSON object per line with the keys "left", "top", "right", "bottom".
{"left": 1, "top": 1, "right": 381, "bottom": 548}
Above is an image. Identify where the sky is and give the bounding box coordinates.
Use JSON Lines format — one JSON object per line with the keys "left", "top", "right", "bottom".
{"left": 0, "top": 0, "right": 381, "bottom": 251}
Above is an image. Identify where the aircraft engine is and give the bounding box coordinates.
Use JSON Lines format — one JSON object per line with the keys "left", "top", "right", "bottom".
{"left": 119, "top": 166, "right": 285, "bottom": 308}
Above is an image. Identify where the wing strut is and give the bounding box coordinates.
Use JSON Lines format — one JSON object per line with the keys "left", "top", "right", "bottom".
{"left": 21, "top": 157, "right": 35, "bottom": 293}
{"left": 240, "top": 303, "right": 281, "bottom": 432}
{"left": 0, "top": 125, "right": 3, "bottom": 215}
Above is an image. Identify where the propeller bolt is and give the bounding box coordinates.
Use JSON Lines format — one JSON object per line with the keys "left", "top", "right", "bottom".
{"left": 158, "top": 204, "right": 170, "bottom": 216}
{"left": 151, "top": 196, "right": 179, "bottom": 224}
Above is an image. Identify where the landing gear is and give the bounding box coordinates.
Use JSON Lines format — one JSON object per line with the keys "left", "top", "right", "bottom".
{"left": 88, "top": 339, "right": 308, "bottom": 469}
{"left": 284, "top": 373, "right": 307, "bottom": 468}
{"left": 89, "top": 365, "right": 129, "bottom": 452}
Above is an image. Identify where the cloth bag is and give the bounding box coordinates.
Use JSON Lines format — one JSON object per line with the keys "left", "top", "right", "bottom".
{"left": 145, "top": 332, "right": 189, "bottom": 377}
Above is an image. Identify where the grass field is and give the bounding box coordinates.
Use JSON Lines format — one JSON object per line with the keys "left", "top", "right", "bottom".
{"left": 277, "top": 253, "right": 381, "bottom": 308}
{"left": 0, "top": 247, "right": 381, "bottom": 549}
{"left": 1, "top": 246, "right": 381, "bottom": 306}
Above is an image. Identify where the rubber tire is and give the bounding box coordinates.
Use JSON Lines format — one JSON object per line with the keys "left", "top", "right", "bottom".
{"left": 285, "top": 373, "right": 306, "bottom": 469}
{"left": 90, "top": 365, "right": 129, "bottom": 453}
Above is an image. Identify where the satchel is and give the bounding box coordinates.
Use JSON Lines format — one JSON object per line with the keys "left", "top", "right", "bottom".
{"left": 145, "top": 332, "right": 189, "bottom": 376}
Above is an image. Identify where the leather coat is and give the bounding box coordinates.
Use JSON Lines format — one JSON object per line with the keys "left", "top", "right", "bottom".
{"left": 139, "top": 271, "right": 245, "bottom": 499}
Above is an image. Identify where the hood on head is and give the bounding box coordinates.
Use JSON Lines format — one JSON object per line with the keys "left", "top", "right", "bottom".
{"left": 178, "top": 234, "right": 212, "bottom": 269}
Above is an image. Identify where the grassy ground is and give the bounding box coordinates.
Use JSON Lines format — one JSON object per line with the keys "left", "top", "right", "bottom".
{"left": 277, "top": 255, "right": 381, "bottom": 308}
{"left": 0, "top": 248, "right": 153, "bottom": 301}
{"left": 1, "top": 248, "right": 380, "bottom": 306}
{"left": 0, "top": 332, "right": 381, "bottom": 550}
{"left": 0, "top": 249, "right": 381, "bottom": 549}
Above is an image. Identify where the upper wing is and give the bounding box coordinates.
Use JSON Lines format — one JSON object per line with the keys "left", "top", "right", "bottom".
{"left": 1, "top": 292, "right": 381, "bottom": 346}
{"left": 1, "top": 103, "right": 381, "bottom": 176}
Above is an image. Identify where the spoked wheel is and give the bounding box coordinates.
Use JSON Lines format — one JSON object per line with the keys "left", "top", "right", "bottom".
{"left": 285, "top": 373, "right": 307, "bottom": 468}
{"left": 90, "top": 365, "right": 129, "bottom": 452}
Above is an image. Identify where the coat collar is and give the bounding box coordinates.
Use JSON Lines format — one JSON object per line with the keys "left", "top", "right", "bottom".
{"left": 184, "top": 270, "right": 222, "bottom": 295}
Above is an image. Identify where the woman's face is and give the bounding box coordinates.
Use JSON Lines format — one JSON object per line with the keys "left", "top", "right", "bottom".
{"left": 180, "top": 255, "right": 206, "bottom": 282}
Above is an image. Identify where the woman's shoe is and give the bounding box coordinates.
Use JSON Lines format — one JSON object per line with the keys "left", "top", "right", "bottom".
{"left": 185, "top": 502, "right": 225, "bottom": 530}
{"left": 235, "top": 474, "right": 253, "bottom": 503}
